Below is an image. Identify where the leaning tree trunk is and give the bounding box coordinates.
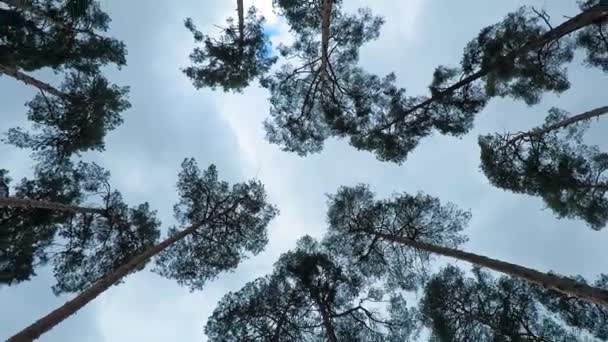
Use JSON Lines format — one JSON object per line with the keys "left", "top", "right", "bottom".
{"left": 0, "top": 65, "right": 66, "bottom": 98}
{"left": 7, "top": 221, "right": 204, "bottom": 342}
{"left": 319, "top": 0, "right": 332, "bottom": 82}
{"left": 508, "top": 105, "right": 608, "bottom": 143}
{"left": 372, "top": 232, "right": 608, "bottom": 309}
{"left": 0, "top": 197, "right": 105, "bottom": 215}
{"left": 373, "top": 5, "right": 608, "bottom": 133}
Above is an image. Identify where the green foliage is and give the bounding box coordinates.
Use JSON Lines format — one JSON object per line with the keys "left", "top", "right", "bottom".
{"left": 576, "top": 0, "right": 608, "bottom": 72}
{"left": 264, "top": 5, "right": 578, "bottom": 163}
{"left": 262, "top": 6, "right": 386, "bottom": 155}
{"left": 0, "top": 161, "right": 161, "bottom": 294}
{"left": 5, "top": 70, "right": 130, "bottom": 160}
{"left": 153, "top": 158, "right": 277, "bottom": 290}
{"left": 461, "top": 7, "right": 573, "bottom": 104}
{"left": 324, "top": 184, "right": 469, "bottom": 291}
{"left": 479, "top": 108, "right": 608, "bottom": 229}
{"left": 182, "top": 7, "right": 277, "bottom": 92}
{"left": 534, "top": 273, "right": 608, "bottom": 341}
{"left": 51, "top": 192, "right": 160, "bottom": 294}
{"left": 273, "top": 0, "right": 342, "bottom": 33}
{"left": 0, "top": 0, "right": 126, "bottom": 72}
{"left": 421, "top": 265, "right": 583, "bottom": 341}
{"left": 206, "top": 236, "right": 419, "bottom": 341}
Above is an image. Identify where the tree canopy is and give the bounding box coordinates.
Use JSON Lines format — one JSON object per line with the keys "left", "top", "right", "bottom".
{"left": 153, "top": 158, "right": 278, "bottom": 290}
{"left": 206, "top": 236, "right": 419, "bottom": 341}
{"left": 421, "top": 265, "right": 582, "bottom": 341}
{"left": 479, "top": 106, "right": 608, "bottom": 229}
{"left": 183, "top": 5, "right": 276, "bottom": 92}
{"left": 0, "top": 160, "right": 161, "bottom": 294}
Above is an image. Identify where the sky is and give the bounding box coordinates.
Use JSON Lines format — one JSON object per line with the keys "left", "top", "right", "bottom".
{"left": 1, "top": 0, "right": 608, "bottom": 340}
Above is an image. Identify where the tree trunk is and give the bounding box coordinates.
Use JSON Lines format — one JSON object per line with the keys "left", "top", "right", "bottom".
{"left": 7, "top": 222, "right": 203, "bottom": 342}
{"left": 236, "top": 0, "right": 245, "bottom": 52}
{"left": 319, "top": 0, "right": 332, "bottom": 82}
{"left": 0, "top": 65, "right": 66, "bottom": 98}
{"left": 372, "top": 232, "right": 608, "bottom": 309}
{"left": 373, "top": 6, "right": 608, "bottom": 133}
{"left": 0, "top": 197, "right": 105, "bottom": 215}
{"left": 508, "top": 105, "right": 608, "bottom": 143}
{"left": 317, "top": 299, "right": 338, "bottom": 342}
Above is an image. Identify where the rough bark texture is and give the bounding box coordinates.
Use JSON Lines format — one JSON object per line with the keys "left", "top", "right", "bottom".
{"left": 508, "top": 105, "right": 608, "bottom": 143}
{"left": 374, "top": 231, "right": 608, "bottom": 309}
{"left": 373, "top": 6, "right": 608, "bottom": 133}
{"left": 0, "top": 197, "right": 105, "bottom": 215}
{"left": 319, "top": 0, "right": 332, "bottom": 82}
{"left": 0, "top": 65, "right": 66, "bottom": 98}
{"left": 6, "top": 222, "right": 202, "bottom": 342}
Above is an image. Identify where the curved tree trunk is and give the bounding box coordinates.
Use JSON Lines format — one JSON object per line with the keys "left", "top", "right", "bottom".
{"left": 372, "top": 6, "right": 608, "bottom": 133}
{"left": 7, "top": 222, "right": 203, "bottom": 342}
{"left": 0, "top": 65, "right": 66, "bottom": 98}
{"left": 508, "top": 105, "right": 608, "bottom": 143}
{"left": 319, "top": 0, "right": 333, "bottom": 82}
{"left": 372, "top": 232, "right": 608, "bottom": 309}
{"left": 0, "top": 197, "right": 105, "bottom": 215}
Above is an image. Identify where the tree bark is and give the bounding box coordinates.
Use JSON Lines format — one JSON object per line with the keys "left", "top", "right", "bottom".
{"left": 314, "top": 294, "right": 338, "bottom": 342}
{"left": 372, "top": 6, "right": 608, "bottom": 134}
{"left": 0, "top": 197, "right": 105, "bottom": 215}
{"left": 372, "top": 231, "right": 608, "bottom": 309}
{"left": 508, "top": 105, "right": 608, "bottom": 143}
{"left": 236, "top": 0, "right": 245, "bottom": 50}
{"left": 0, "top": 65, "right": 66, "bottom": 98}
{"left": 319, "top": 0, "right": 332, "bottom": 82}
{"left": 7, "top": 221, "right": 203, "bottom": 342}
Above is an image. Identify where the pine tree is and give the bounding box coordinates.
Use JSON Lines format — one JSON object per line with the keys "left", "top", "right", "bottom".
{"left": 262, "top": 2, "right": 389, "bottom": 156}
{"left": 1, "top": 161, "right": 160, "bottom": 293}
{"left": 4, "top": 70, "right": 130, "bottom": 160}
{"left": 205, "top": 236, "right": 418, "bottom": 341}
{"left": 1, "top": 0, "right": 130, "bottom": 159}
{"left": 0, "top": 0, "right": 126, "bottom": 72}
{"left": 534, "top": 272, "right": 608, "bottom": 341}
{"left": 480, "top": 106, "right": 608, "bottom": 229}
{"left": 577, "top": 0, "right": 608, "bottom": 72}
{"left": 420, "top": 265, "right": 585, "bottom": 341}
{"left": 263, "top": 4, "right": 607, "bottom": 162}
{"left": 182, "top": 1, "right": 276, "bottom": 92}
{"left": 325, "top": 184, "right": 608, "bottom": 308}
{"left": 7, "top": 158, "right": 277, "bottom": 341}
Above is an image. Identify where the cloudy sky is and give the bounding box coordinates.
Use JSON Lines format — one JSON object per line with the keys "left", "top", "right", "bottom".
{"left": 1, "top": 0, "right": 608, "bottom": 340}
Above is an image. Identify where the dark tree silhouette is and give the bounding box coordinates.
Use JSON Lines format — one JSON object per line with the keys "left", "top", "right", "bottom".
{"left": 7, "top": 159, "right": 277, "bottom": 341}
{"left": 479, "top": 106, "right": 608, "bottom": 229}
{"left": 206, "top": 236, "right": 419, "bottom": 341}
{"left": 420, "top": 265, "right": 584, "bottom": 341}
{"left": 182, "top": 4, "right": 276, "bottom": 92}
{"left": 325, "top": 184, "right": 608, "bottom": 307}
{"left": 264, "top": 4, "right": 606, "bottom": 162}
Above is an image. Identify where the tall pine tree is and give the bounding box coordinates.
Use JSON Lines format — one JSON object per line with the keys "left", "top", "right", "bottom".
{"left": 206, "top": 236, "right": 419, "bottom": 341}
{"left": 7, "top": 158, "right": 277, "bottom": 341}
{"left": 325, "top": 184, "right": 608, "bottom": 308}
{"left": 480, "top": 106, "right": 608, "bottom": 230}
{"left": 182, "top": 1, "right": 276, "bottom": 92}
